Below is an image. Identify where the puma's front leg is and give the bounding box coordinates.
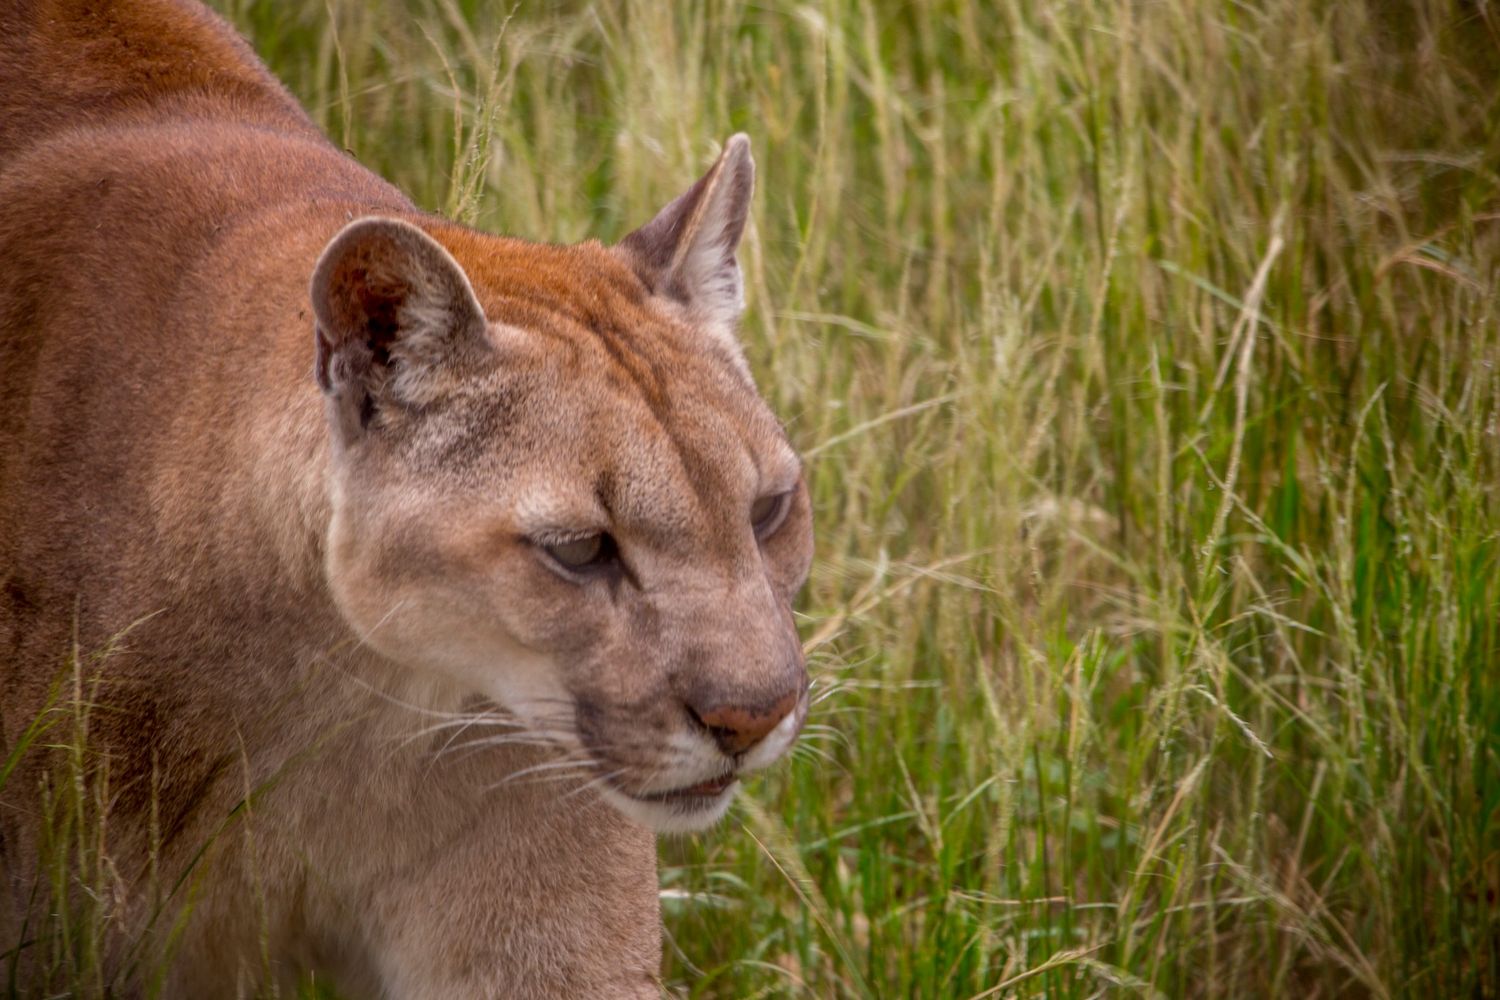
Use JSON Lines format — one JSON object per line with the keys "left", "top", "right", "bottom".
{"left": 363, "top": 798, "right": 662, "bottom": 1000}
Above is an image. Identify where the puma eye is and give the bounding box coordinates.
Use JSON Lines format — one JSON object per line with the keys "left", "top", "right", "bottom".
{"left": 750, "top": 491, "right": 791, "bottom": 539}
{"left": 541, "top": 533, "right": 617, "bottom": 575}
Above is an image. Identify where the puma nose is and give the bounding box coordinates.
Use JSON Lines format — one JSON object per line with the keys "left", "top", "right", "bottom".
{"left": 690, "top": 689, "right": 800, "bottom": 756}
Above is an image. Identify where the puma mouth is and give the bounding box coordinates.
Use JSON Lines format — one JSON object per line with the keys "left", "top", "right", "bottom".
{"left": 637, "top": 773, "right": 738, "bottom": 802}
{"left": 597, "top": 770, "right": 741, "bottom": 833}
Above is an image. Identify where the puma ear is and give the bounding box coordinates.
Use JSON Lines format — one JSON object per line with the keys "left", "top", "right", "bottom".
{"left": 310, "top": 217, "right": 490, "bottom": 437}
{"left": 619, "top": 134, "right": 754, "bottom": 330}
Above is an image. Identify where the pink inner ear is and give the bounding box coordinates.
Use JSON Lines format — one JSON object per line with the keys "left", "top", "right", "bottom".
{"left": 322, "top": 246, "right": 406, "bottom": 347}
{"left": 348, "top": 277, "right": 409, "bottom": 363}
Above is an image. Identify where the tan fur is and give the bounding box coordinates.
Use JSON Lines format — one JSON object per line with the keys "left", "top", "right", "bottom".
{"left": 0, "top": 1, "right": 813, "bottom": 996}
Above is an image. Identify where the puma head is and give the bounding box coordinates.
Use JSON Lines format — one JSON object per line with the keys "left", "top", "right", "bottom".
{"left": 309, "top": 136, "right": 813, "bottom": 832}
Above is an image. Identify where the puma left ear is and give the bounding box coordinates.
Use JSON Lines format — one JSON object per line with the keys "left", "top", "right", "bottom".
{"left": 310, "top": 217, "right": 490, "bottom": 440}
{"left": 619, "top": 134, "right": 754, "bottom": 330}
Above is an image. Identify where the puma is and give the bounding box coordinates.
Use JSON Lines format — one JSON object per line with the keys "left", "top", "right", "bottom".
{"left": 0, "top": 0, "right": 813, "bottom": 995}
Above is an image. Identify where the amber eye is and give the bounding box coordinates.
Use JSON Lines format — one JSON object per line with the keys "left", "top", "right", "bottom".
{"left": 543, "top": 533, "right": 613, "bottom": 572}
{"left": 751, "top": 492, "right": 791, "bottom": 539}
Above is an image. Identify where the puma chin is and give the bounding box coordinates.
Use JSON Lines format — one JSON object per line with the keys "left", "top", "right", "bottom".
{"left": 314, "top": 139, "right": 814, "bottom": 836}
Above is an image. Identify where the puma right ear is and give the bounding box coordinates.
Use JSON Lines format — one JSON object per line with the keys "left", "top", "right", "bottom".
{"left": 311, "top": 217, "right": 490, "bottom": 439}
{"left": 619, "top": 134, "right": 754, "bottom": 331}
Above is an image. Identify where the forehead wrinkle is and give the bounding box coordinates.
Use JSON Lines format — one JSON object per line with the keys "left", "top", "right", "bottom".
{"left": 510, "top": 481, "right": 606, "bottom": 535}
{"left": 662, "top": 400, "right": 766, "bottom": 563}
{"left": 595, "top": 385, "right": 757, "bottom": 565}
{"left": 583, "top": 319, "right": 669, "bottom": 411}
{"left": 594, "top": 385, "right": 706, "bottom": 518}
{"left": 564, "top": 310, "right": 751, "bottom": 523}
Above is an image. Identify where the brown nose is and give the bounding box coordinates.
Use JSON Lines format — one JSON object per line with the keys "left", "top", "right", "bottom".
{"left": 690, "top": 689, "right": 800, "bottom": 756}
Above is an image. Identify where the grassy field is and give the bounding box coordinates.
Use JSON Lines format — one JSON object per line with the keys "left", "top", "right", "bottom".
{"left": 13, "top": 0, "right": 1500, "bottom": 995}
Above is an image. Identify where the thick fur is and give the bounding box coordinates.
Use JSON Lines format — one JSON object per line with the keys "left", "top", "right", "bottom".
{"left": 0, "top": 1, "right": 813, "bottom": 996}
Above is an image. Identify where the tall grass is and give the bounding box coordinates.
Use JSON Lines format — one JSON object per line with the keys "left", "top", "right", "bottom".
{"left": 2, "top": 636, "right": 202, "bottom": 998}
{"left": 12, "top": 0, "right": 1499, "bottom": 995}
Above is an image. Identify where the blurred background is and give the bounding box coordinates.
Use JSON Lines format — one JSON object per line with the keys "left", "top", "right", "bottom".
{"left": 214, "top": 1, "right": 1498, "bottom": 995}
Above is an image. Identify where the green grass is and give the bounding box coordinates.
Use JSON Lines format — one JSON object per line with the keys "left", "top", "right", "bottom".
{"left": 13, "top": 0, "right": 1500, "bottom": 995}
